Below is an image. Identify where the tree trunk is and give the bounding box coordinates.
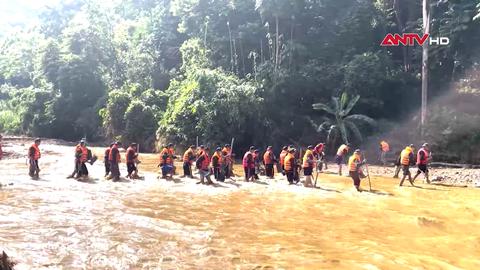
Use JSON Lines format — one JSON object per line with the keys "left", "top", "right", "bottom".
{"left": 227, "top": 22, "right": 234, "bottom": 72}
{"left": 421, "top": 0, "right": 430, "bottom": 136}
{"left": 275, "top": 15, "right": 279, "bottom": 74}
{"left": 393, "top": 0, "right": 409, "bottom": 72}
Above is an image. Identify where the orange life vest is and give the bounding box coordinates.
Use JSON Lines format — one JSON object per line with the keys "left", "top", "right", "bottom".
{"left": 30, "top": 143, "right": 41, "bottom": 160}
{"left": 222, "top": 147, "right": 232, "bottom": 163}
{"left": 302, "top": 149, "right": 315, "bottom": 168}
{"left": 109, "top": 144, "right": 121, "bottom": 162}
{"left": 400, "top": 147, "right": 412, "bottom": 166}
{"left": 263, "top": 150, "right": 274, "bottom": 165}
{"left": 348, "top": 154, "right": 361, "bottom": 172}
{"left": 183, "top": 149, "right": 194, "bottom": 163}
{"left": 212, "top": 152, "right": 223, "bottom": 167}
{"left": 284, "top": 153, "right": 295, "bottom": 171}
{"left": 126, "top": 146, "right": 136, "bottom": 163}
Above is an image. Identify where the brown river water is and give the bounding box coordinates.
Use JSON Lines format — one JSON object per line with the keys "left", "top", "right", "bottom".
{"left": 1, "top": 141, "right": 480, "bottom": 269}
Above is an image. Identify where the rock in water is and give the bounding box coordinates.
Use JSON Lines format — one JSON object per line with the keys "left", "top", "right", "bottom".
{"left": 0, "top": 251, "right": 15, "bottom": 270}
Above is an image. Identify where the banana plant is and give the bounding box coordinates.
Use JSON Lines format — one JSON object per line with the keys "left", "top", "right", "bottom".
{"left": 312, "top": 92, "right": 376, "bottom": 145}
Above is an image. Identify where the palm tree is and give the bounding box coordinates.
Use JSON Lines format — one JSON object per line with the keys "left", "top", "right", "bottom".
{"left": 311, "top": 92, "right": 376, "bottom": 145}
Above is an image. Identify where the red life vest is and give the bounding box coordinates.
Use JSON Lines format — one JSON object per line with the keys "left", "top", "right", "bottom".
{"left": 314, "top": 143, "right": 324, "bottom": 154}
{"left": 126, "top": 146, "right": 136, "bottom": 163}
{"left": 417, "top": 148, "right": 429, "bottom": 165}
{"left": 200, "top": 152, "right": 210, "bottom": 170}
{"left": 159, "top": 148, "right": 169, "bottom": 165}
{"left": 109, "top": 144, "right": 121, "bottom": 162}
{"left": 76, "top": 144, "right": 88, "bottom": 162}
{"left": 30, "top": 143, "right": 41, "bottom": 160}
{"left": 104, "top": 147, "right": 111, "bottom": 159}
{"left": 243, "top": 152, "right": 254, "bottom": 168}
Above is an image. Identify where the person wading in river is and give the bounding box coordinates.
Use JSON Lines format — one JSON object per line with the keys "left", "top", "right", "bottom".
{"left": 284, "top": 148, "right": 297, "bottom": 185}
{"left": 335, "top": 143, "right": 350, "bottom": 176}
{"left": 159, "top": 144, "right": 176, "bottom": 179}
{"left": 348, "top": 149, "right": 366, "bottom": 192}
{"left": 104, "top": 143, "right": 114, "bottom": 178}
{"left": 243, "top": 146, "right": 256, "bottom": 182}
{"left": 109, "top": 141, "right": 122, "bottom": 182}
{"left": 196, "top": 146, "right": 213, "bottom": 185}
{"left": 28, "top": 138, "right": 41, "bottom": 180}
{"left": 68, "top": 139, "right": 89, "bottom": 179}
{"left": 263, "top": 146, "right": 276, "bottom": 179}
{"left": 182, "top": 145, "right": 196, "bottom": 178}
{"left": 413, "top": 143, "right": 431, "bottom": 184}
{"left": 279, "top": 146, "right": 288, "bottom": 175}
{"left": 221, "top": 144, "right": 233, "bottom": 179}
{"left": 399, "top": 144, "right": 415, "bottom": 187}
{"left": 126, "top": 143, "right": 139, "bottom": 179}
{"left": 302, "top": 145, "right": 316, "bottom": 187}
{"left": 212, "top": 147, "right": 225, "bottom": 182}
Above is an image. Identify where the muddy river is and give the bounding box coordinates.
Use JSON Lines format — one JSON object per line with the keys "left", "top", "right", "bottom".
{"left": 1, "top": 141, "right": 479, "bottom": 269}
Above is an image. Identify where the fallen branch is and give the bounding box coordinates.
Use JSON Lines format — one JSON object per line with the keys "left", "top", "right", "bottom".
{"left": 430, "top": 162, "right": 480, "bottom": 169}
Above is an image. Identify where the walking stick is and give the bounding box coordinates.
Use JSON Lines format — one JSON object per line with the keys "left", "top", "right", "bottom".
{"left": 365, "top": 162, "right": 372, "bottom": 192}
{"left": 314, "top": 160, "right": 320, "bottom": 188}
{"left": 229, "top": 137, "right": 235, "bottom": 177}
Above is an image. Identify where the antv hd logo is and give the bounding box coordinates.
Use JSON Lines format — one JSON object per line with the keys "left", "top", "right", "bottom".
{"left": 380, "top": 33, "right": 450, "bottom": 46}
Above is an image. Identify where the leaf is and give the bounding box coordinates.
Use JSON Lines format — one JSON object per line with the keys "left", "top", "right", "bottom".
{"left": 345, "top": 119, "right": 363, "bottom": 142}
{"left": 312, "top": 102, "right": 335, "bottom": 115}
{"left": 340, "top": 95, "right": 360, "bottom": 117}
{"left": 345, "top": 114, "right": 377, "bottom": 127}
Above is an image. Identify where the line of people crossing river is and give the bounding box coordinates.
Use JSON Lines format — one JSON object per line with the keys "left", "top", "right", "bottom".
{"left": 25, "top": 138, "right": 432, "bottom": 192}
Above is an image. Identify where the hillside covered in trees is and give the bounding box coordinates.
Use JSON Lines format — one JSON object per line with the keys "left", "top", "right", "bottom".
{"left": 1, "top": 0, "right": 480, "bottom": 162}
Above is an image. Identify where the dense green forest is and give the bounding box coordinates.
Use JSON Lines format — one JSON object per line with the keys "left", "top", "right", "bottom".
{"left": 1, "top": 0, "right": 480, "bottom": 162}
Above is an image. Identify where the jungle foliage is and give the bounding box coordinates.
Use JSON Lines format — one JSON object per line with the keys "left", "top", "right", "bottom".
{"left": 1, "top": 0, "right": 480, "bottom": 161}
